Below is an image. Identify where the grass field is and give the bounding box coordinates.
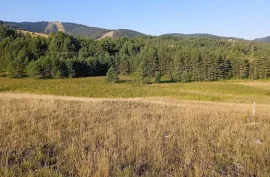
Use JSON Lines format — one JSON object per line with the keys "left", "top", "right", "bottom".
{"left": 17, "top": 30, "right": 49, "bottom": 38}
{"left": 1, "top": 77, "right": 270, "bottom": 176}
{"left": 0, "top": 77, "right": 270, "bottom": 103}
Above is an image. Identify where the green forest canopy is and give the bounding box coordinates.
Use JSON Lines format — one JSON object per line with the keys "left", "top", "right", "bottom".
{"left": 1, "top": 25, "right": 270, "bottom": 82}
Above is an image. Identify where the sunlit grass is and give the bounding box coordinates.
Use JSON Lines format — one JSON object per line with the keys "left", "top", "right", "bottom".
{"left": 0, "top": 77, "right": 269, "bottom": 103}
{"left": 1, "top": 95, "right": 270, "bottom": 176}
{"left": 1, "top": 77, "right": 270, "bottom": 176}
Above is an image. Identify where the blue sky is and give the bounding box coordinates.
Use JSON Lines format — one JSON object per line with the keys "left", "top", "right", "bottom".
{"left": 1, "top": 0, "right": 269, "bottom": 39}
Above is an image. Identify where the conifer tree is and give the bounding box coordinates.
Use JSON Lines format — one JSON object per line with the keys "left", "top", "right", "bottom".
{"left": 106, "top": 66, "right": 119, "bottom": 83}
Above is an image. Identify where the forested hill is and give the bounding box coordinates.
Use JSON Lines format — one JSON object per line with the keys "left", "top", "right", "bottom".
{"left": 1, "top": 25, "right": 270, "bottom": 81}
{"left": 2, "top": 20, "right": 270, "bottom": 43}
{"left": 0, "top": 20, "right": 146, "bottom": 39}
{"left": 160, "top": 33, "right": 245, "bottom": 41}
{"left": 254, "top": 36, "right": 270, "bottom": 43}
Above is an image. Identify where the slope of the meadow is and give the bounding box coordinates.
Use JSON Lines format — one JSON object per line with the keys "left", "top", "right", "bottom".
{"left": 0, "top": 77, "right": 269, "bottom": 103}
{"left": 0, "top": 92, "right": 270, "bottom": 176}
{"left": 1, "top": 78, "right": 270, "bottom": 176}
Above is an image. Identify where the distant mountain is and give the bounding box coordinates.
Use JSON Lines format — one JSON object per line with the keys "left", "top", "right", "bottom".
{"left": 114, "top": 29, "right": 146, "bottom": 38}
{"left": 2, "top": 20, "right": 268, "bottom": 42}
{"left": 254, "top": 36, "right": 270, "bottom": 43}
{"left": 98, "top": 29, "right": 146, "bottom": 40}
{"left": 0, "top": 20, "right": 146, "bottom": 39}
{"left": 160, "top": 33, "right": 244, "bottom": 41}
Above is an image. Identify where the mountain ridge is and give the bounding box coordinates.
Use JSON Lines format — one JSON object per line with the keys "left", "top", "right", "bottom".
{"left": 254, "top": 36, "right": 270, "bottom": 43}
{"left": 1, "top": 20, "right": 270, "bottom": 43}
{"left": 160, "top": 33, "right": 245, "bottom": 40}
{"left": 0, "top": 20, "right": 146, "bottom": 39}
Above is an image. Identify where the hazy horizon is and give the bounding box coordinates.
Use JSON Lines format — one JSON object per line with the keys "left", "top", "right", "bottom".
{"left": 2, "top": 0, "right": 270, "bottom": 40}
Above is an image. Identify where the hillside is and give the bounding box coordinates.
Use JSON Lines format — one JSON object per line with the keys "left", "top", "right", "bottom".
{"left": 1, "top": 90, "right": 270, "bottom": 176}
{"left": 0, "top": 20, "right": 145, "bottom": 39}
{"left": 114, "top": 29, "right": 146, "bottom": 38}
{"left": 98, "top": 31, "right": 116, "bottom": 40}
{"left": 160, "top": 33, "right": 245, "bottom": 41}
{"left": 16, "top": 30, "right": 49, "bottom": 38}
{"left": 254, "top": 36, "right": 270, "bottom": 43}
{"left": 1, "top": 20, "right": 270, "bottom": 42}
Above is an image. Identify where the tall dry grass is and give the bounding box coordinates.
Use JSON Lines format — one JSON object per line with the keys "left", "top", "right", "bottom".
{"left": 0, "top": 95, "right": 270, "bottom": 176}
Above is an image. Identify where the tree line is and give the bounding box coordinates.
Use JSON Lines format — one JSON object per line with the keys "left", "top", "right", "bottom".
{"left": 1, "top": 25, "right": 270, "bottom": 82}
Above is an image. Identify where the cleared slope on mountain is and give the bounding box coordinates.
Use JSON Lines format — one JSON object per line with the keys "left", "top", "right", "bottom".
{"left": 44, "top": 22, "right": 57, "bottom": 34}
{"left": 98, "top": 29, "right": 146, "bottom": 40}
{"left": 54, "top": 21, "right": 65, "bottom": 32}
{"left": 98, "top": 31, "right": 116, "bottom": 40}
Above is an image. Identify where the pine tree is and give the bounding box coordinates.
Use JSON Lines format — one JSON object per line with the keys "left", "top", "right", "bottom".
{"left": 8, "top": 47, "right": 29, "bottom": 77}
{"left": 106, "top": 66, "right": 119, "bottom": 83}
{"left": 155, "top": 71, "right": 161, "bottom": 83}
{"left": 138, "top": 45, "right": 159, "bottom": 83}
{"left": 193, "top": 53, "right": 203, "bottom": 81}
{"left": 181, "top": 71, "right": 191, "bottom": 83}
{"left": 119, "top": 54, "right": 131, "bottom": 75}
{"left": 239, "top": 59, "right": 250, "bottom": 79}
{"left": 204, "top": 53, "right": 218, "bottom": 81}
{"left": 223, "top": 59, "right": 232, "bottom": 79}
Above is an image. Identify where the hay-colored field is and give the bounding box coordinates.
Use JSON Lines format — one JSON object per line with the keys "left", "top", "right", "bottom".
{"left": 1, "top": 78, "right": 270, "bottom": 176}
{"left": 17, "top": 30, "right": 49, "bottom": 38}
{"left": 0, "top": 93, "right": 270, "bottom": 176}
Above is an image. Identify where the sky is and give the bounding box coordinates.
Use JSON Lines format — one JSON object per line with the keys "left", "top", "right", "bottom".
{"left": 1, "top": 0, "right": 270, "bottom": 39}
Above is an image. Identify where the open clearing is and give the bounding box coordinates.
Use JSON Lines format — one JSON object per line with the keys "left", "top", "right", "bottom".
{"left": 16, "top": 30, "right": 49, "bottom": 38}
{"left": 98, "top": 31, "right": 116, "bottom": 40}
{"left": 0, "top": 77, "right": 270, "bottom": 103}
{"left": 1, "top": 78, "right": 270, "bottom": 176}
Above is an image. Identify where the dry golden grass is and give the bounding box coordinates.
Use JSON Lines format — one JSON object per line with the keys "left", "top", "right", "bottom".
{"left": 239, "top": 82, "right": 270, "bottom": 91}
{"left": 17, "top": 30, "right": 49, "bottom": 38}
{"left": 1, "top": 93, "right": 270, "bottom": 176}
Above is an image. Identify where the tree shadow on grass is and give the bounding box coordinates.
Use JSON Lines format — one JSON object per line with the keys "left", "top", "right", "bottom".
{"left": 159, "top": 80, "right": 177, "bottom": 84}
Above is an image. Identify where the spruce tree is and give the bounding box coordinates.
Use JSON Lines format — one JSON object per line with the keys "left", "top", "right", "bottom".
{"left": 106, "top": 66, "right": 119, "bottom": 83}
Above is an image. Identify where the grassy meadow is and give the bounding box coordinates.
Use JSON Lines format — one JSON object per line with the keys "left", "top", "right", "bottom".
{"left": 0, "top": 76, "right": 270, "bottom": 103}
{"left": 1, "top": 77, "right": 270, "bottom": 176}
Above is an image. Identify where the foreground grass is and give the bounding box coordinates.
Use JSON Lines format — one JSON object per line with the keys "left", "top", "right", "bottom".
{"left": 0, "top": 77, "right": 270, "bottom": 103}
{"left": 0, "top": 95, "right": 270, "bottom": 176}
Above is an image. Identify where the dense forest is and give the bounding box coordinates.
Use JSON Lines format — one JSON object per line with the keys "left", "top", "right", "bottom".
{"left": 1, "top": 25, "right": 270, "bottom": 82}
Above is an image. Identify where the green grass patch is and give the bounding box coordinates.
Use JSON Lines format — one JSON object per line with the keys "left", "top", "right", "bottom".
{"left": 0, "top": 77, "right": 269, "bottom": 103}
